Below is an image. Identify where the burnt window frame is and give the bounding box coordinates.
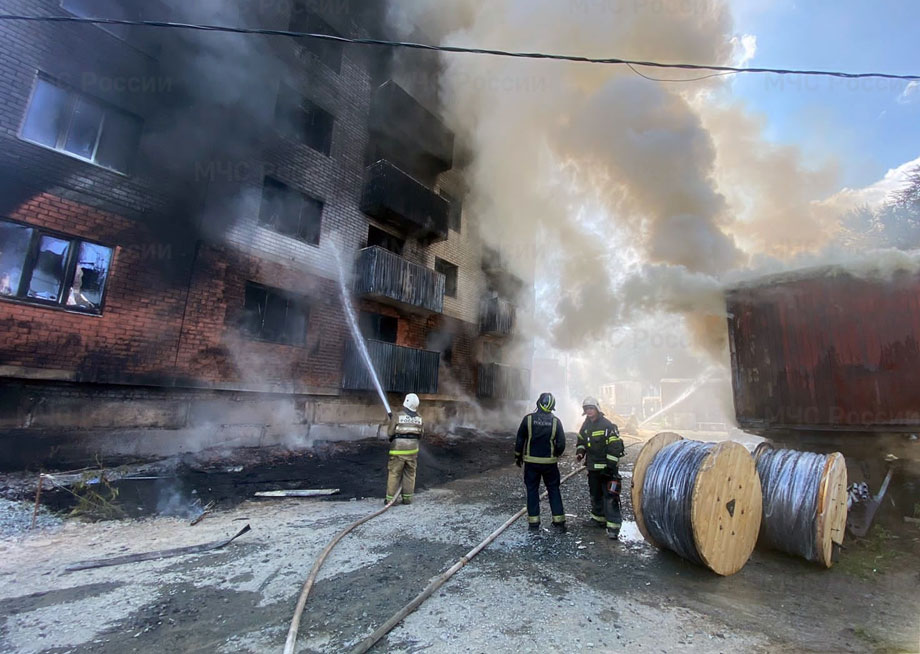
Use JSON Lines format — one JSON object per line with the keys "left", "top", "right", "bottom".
{"left": 435, "top": 257, "right": 458, "bottom": 298}
{"left": 366, "top": 225, "right": 405, "bottom": 255}
{"left": 274, "top": 83, "right": 335, "bottom": 155}
{"left": 258, "top": 176, "right": 324, "bottom": 246}
{"left": 441, "top": 191, "right": 462, "bottom": 233}
{"left": 241, "top": 281, "right": 310, "bottom": 347}
{"left": 358, "top": 310, "right": 398, "bottom": 344}
{"left": 288, "top": 6, "right": 344, "bottom": 73}
{"left": 19, "top": 73, "right": 143, "bottom": 176}
{"left": 0, "top": 217, "right": 114, "bottom": 315}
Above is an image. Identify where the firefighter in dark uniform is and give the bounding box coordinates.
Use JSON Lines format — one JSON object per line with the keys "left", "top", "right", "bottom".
{"left": 515, "top": 392, "right": 567, "bottom": 533}
{"left": 576, "top": 396, "right": 624, "bottom": 539}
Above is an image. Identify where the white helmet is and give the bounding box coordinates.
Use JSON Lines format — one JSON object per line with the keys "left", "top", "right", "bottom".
{"left": 582, "top": 396, "right": 600, "bottom": 414}
{"left": 403, "top": 393, "right": 420, "bottom": 412}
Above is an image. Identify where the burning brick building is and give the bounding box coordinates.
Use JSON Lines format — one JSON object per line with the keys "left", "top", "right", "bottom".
{"left": 0, "top": 0, "right": 533, "bottom": 468}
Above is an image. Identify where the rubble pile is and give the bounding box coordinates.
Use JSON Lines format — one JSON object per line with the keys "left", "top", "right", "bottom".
{"left": 0, "top": 498, "right": 61, "bottom": 537}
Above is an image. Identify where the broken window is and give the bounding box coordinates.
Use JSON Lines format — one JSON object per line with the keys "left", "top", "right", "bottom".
{"left": 0, "top": 221, "right": 35, "bottom": 297}
{"left": 366, "top": 225, "right": 404, "bottom": 255}
{"left": 27, "top": 235, "right": 71, "bottom": 301}
{"left": 21, "top": 76, "right": 143, "bottom": 174}
{"left": 0, "top": 218, "right": 113, "bottom": 313}
{"left": 289, "top": 7, "right": 344, "bottom": 73}
{"left": 242, "top": 282, "right": 309, "bottom": 346}
{"left": 441, "top": 191, "right": 462, "bottom": 233}
{"left": 435, "top": 257, "right": 458, "bottom": 298}
{"left": 274, "top": 84, "right": 335, "bottom": 155}
{"left": 259, "top": 177, "right": 323, "bottom": 245}
{"left": 67, "top": 242, "right": 113, "bottom": 309}
{"left": 359, "top": 311, "right": 398, "bottom": 343}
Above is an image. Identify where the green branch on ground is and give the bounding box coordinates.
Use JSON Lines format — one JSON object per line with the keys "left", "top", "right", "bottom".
{"left": 68, "top": 458, "right": 126, "bottom": 521}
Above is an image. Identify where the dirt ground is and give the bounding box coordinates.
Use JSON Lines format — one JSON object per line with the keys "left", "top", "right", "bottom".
{"left": 1, "top": 432, "right": 918, "bottom": 654}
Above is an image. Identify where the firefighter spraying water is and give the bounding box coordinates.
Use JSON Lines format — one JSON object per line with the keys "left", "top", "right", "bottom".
{"left": 333, "top": 245, "right": 392, "bottom": 419}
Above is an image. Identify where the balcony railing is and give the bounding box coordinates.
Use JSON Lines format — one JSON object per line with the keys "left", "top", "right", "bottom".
{"left": 369, "top": 80, "right": 454, "bottom": 172}
{"left": 354, "top": 246, "right": 445, "bottom": 314}
{"left": 477, "top": 363, "right": 531, "bottom": 401}
{"left": 360, "top": 160, "right": 450, "bottom": 243}
{"left": 342, "top": 339, "right": 440, "bottom": 395}
{"left": 479, "top": 297, "right": 516, "bottom": 337}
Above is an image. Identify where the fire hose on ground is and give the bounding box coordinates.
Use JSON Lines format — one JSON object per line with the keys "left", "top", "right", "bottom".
{"left": 283, "top": 466, "right": 585, "bottom": 654}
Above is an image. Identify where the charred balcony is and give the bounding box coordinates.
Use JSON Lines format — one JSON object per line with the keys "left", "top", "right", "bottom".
{"left": 360, "top": 160, "right": 450, "bottom": 243}
{"left": 479, "top": 297, "right": 516, "bottom": 337}
{"left": 342, "top": 339, "right": 440, "bottom": 395}
{"left": 477, "top": 363, "right": 531, "bottom": 401}
{"left": 354, "top": 246, "right": 445, "bottom": 314}
{"left": 369, "top": 80, "right": 454, "bottom": 173}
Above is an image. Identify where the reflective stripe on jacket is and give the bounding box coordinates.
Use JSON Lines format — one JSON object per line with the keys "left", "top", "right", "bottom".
{"left": 515, "top": 411, "right": 566, "bottom": 464}
{"left": 576, "top": 415, "right": 623, "bottom": 473}
{"left": 389, "top": 437, "right": 420, "bottom": 456}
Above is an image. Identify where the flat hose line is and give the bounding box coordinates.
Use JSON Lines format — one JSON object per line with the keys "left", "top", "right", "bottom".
{"left": 347, "top": 465, "right": 584, "bottom": 654}
{"left": 755, "top": 448, "right": 825, "bottom": 562}
{"left": 283, "top": 486, "right": 403, "bottom": 654}
{"left": 640, "top": 440, "right": 715, "bottom": 566}
{"left": 282, "top": 462, "right": 590, "bottom": 654}
{"left": 286, "top": 440, "right": 644, "bottom": 653}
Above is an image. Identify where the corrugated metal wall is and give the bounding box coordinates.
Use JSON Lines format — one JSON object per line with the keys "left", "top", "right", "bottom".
{"left": 479, "top": 297, "right": 515, "bottom": 336}
{"left": 342, "top": 338, "right": 440, "bottom": 394}
{"left": 477, "top": 363, "right": 531, "bottom": 400}
{"left": 727, "top": 270, "right": 920, "bottom": 432}
{"left": 353, "top": 246, "right": 445, "bottom": 313}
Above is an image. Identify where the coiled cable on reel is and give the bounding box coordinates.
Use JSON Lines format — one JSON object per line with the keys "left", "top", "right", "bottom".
{"left": 755, "top": 448, "right": 827, "bottom": 563}
{"left": 632, "top": 433, "right": 763, "bottom": 576}
{"left": 641, "top": 440, "right": 714, "bottom": 566}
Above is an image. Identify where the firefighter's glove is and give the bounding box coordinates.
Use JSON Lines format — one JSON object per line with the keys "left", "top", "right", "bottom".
{"left": 515, "top": 454, "right": 523, "bottom": 468}
{"left": 575, "top": 451, "right": 585, "bottom": 464}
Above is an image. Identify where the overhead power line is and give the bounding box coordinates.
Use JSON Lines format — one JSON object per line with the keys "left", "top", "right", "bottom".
{"left": 1, "top": 13, "right": 919, "bottom": 82}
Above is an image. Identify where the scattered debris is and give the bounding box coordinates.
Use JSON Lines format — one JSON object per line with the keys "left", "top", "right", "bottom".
{"left": 64, "top": 524, "right": 252, "bottom": 572}
{"left": 190, "top": 500, "right": 216, "bottom": 526}
{"left": 0, "top": 498, "right": 62, "bottom": 535}
{"left": 255, "top": 489, "right": 340, "bottom": 498}
{"left": 848, "top": 467, "right": 895, "bottom": 538}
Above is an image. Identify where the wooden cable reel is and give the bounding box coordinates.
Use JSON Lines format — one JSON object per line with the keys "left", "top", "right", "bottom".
{"left": 753, "top": 442, "right": 848, "bottom": 568}
{"left": 631, "top": 432, "right": 763, "bottom": 576}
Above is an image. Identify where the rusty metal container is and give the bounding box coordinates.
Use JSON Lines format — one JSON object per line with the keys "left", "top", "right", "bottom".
{"left": 726, "top": 267, "right": 920, "bottom": 435}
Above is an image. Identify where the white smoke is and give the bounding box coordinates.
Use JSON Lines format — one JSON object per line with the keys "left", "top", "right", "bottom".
{"left": 386, "top": 0, "right": 919, "bottom": 429}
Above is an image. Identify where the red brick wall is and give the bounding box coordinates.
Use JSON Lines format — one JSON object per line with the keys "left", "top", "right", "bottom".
{"left": 0, "top": 195, "right": 350, "bottom": 390}
{"left": 174, "top": 244, "right": 346, "bottom": 389}
{"left": 0, "top": 192, "right": 187, "bottom": 381}
{"left": 1, "top": 193, "right": 482, "bottom": 395}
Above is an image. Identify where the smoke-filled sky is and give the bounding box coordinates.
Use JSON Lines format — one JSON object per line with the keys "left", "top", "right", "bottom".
{"left": 386, "top": 0, "right": 920, "bottom": 423}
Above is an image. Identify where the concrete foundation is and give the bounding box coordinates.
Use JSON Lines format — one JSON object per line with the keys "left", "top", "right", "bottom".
{"left": 0, "top": 380, "right": 526, "bottom": 470}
